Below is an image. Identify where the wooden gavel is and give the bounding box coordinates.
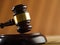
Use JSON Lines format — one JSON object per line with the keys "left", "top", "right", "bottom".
{"left": 0, "top": 4, "right": 47, "bottom": 45}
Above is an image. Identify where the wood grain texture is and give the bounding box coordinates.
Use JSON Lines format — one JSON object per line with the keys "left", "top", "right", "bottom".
{"left": 0, "top": 0, "right": 60, "bottom": 35}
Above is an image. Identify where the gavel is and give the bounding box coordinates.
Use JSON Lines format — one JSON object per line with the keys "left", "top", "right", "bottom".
{"left": 0, "top": 4, "right": 47, "bottom": 45}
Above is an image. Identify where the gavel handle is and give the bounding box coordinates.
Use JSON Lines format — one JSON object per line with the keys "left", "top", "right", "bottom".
{"left": 0, "top": 19, "right": 15, "bottom": 28}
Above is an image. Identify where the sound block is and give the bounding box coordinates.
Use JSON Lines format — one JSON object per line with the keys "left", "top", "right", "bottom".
{"left": 0, "top": 33, "right": 47, "bottom": 45}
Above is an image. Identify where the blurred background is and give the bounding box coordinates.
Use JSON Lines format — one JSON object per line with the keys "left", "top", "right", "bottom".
{"left": 0, "top": 0, "right": 60, "bottom": 35}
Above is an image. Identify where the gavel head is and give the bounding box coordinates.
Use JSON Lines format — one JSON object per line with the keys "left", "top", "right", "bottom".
{"left": 12, "top": 4, "right": 27, "bottom": 14}
{"left": 12, "top": 4, "right": 32, "bottom": 33}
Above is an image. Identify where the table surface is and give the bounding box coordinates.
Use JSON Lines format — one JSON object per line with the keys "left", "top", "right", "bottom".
{"left": 42, "top": 36, "right": 60, "bottom": 45}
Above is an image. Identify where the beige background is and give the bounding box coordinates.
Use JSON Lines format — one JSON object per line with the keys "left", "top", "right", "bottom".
{"left": 0, "top": 0, "right": 60, "bottom": 35}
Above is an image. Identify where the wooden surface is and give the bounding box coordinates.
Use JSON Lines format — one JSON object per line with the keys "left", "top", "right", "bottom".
{"left": 0, "top": 0, "right": 60, "bottom": 35}
{"left": 46, "top": 36, "right": 60, "bottom": 43}
{"left": 43, "top": 44, "right": 60, "bottom": 45}
{"left": 42, "top": 36, "right": 60, "bottom": 45}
